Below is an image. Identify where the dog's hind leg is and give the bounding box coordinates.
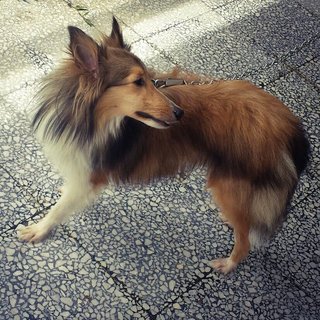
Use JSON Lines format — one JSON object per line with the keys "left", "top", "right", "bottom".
{"left": 208, "top": 177, "right": 251, "bottom": 273}
{"left": 211, "top": 216, "right": 250, "bottom": 274}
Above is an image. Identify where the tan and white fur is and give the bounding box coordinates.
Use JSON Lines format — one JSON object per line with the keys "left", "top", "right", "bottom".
{"left": 18, "top": 18, "right": 309, "bottom": 274}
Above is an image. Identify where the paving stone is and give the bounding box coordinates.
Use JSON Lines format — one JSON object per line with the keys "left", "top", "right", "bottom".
{"left": 130, "top": 40, "right": 176, "bottom": 72}
{"left": 0, "top": 96, "right": 61, "bottom": 201}
{"left": 215, "top": 0, "right": 279, "bottom": 24}
{"left": 61, "top": 0, "right": 141, "bottom": 43}
{"left": 81, "top": 0, "right": 210, "bottom": 38}
{"left": 297, "top": 0, "right": 320, "bottom": 15}
{"left": 0, "top": 0, "right": 92, "bottom": 95}
{"left": 284, "top": 35, "right": 320, "bottom": 69}
{"left": 202, "top": 0, "right": 237, "bottom": 9}
{"left": 160, "top": 241, "right": 319, "bottom": 319}
{"left": 0, "top": 230, "right": 148, "bottom": 319}
{"left": 146, "top": 10, "right": 274, "bottom": 79}
{"left": 216, "top": 0, "right": 320, "bottom": 58}
{"left": 66, "top": 170, "right": 224, "bottom": 307}
{"left": 268, "top": 189, "right": 320, "bottom": 304}
{"left": 295, "top": 57, "right": 320, "bottom": 89}
{"left": 0, "top": 166, "right": 41, "bottom": 231}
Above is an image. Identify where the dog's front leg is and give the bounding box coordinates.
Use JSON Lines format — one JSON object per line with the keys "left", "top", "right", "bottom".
{"left": 17, "top": 181, "right": 99, "bottom": 243}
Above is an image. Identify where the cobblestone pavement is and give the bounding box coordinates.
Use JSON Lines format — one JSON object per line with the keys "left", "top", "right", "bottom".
{"left": 0, "top": 0, "right": 319, "bottom": 319}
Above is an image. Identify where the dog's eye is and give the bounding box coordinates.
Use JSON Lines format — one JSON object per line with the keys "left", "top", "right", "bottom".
{"left": 134, "top": 78, "right": 145, "bottom": 86}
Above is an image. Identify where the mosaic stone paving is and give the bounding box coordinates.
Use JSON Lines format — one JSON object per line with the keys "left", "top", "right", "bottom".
{"left": 0, "top": 0, "right": 319, "bottom": 319}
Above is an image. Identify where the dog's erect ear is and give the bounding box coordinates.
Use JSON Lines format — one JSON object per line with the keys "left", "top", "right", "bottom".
{"left": 68, "top": 26, "right": 99, "bottom": 78}
{"left": 109, "top": 16, "right": 130, "bottom": 50}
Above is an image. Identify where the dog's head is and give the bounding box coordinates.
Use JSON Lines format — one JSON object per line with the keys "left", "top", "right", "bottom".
{"left": 67, "top": 17, "right": 183, "bottom": 130}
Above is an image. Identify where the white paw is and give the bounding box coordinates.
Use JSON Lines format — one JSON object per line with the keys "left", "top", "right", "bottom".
{"left": 210, "top": 257, "right": 237, "bottom": 274}
{"left": 17, "top": 221, "right": 53, "bottom": 243}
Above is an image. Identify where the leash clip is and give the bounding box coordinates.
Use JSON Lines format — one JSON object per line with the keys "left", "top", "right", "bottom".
{"left": 152, "top": 79, "right": 166, "bottom": 88}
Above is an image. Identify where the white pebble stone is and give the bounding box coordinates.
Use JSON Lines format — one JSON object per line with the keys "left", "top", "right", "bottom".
{"left": 169, "top": 280, "right": 176, "bottom": 291}
{"left": 144, "top": 239, "right": 152, "bottom": 246}
{"left": 183, "top": 250, "right": 191, "bottom": 258}
{"left": 61, "top": 297, "right": 72, "bottom": 307}
{"left": 6, "top": 248, "right": 15, "bottom": 256}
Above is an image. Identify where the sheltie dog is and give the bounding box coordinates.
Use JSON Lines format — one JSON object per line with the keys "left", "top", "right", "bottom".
{"left": 18, "top": 17, "right": 309, "bottom": 273}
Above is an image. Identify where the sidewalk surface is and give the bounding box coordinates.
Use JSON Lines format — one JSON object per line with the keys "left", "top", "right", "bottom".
{"left": 0, "top": 0, "right": 319, "bottom": 319}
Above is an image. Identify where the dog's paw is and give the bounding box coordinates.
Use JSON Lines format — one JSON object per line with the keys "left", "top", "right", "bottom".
{"left": 17, "top": 221, "right": 52, "bottom": 243}
{"left": 209, "top": 257, "right": 237, "bottom": 274}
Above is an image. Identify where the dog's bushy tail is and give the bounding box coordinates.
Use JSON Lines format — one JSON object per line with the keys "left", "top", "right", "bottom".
{"left": 249, "top": 127, "right": 310, "bottom": 249}
{"left": 249, "top": 183, "right": 291, "bottom": 249}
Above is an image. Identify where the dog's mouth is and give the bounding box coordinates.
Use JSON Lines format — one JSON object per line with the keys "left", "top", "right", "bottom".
{"left": 135, "top": 111, "right": 178, "bottom": 128}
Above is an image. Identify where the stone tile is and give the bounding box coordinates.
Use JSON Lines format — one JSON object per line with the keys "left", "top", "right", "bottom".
{"left": 0, "top": 0, "right": 93, "bottom": 95}
{"left": 215, "top": 0, "right": 279, "bottom": 24}
{"left": 0, "top": 96, "right": 61, "bottom": 202}
{"left": 66, "top": 0, "right": 141, "bottom": 43}
{"left": 1, "top": 81, "right": 39, "bottom": 113}
{"left": 267, "top": 72, "right": 319, "bottom": 130}
{"left": 0, "top": 166, "right": 42, "bottom": 232}
{"left": 147, "top": 11, "right": 273, "bottom": 79}
{"left": 217, "top": 0, "right": 320, "bottom": 58}
{"left": 211, "top": 0, "right": 293, "bottom": 82}
{"left": 159, "top": 258, "right": 319, "bottom": 319}
{"left": 118, "top": 0, "right": 209, "bottom": 38}
{"left": 297, "top": 0, "right": 320, "bottom": 15}
{"left": 0, "top": 229, "right": 148, "bottom": 319}
{"left": 0, "top": 41, "right": 45, "bottom": 96}
{"left": 62, "top": 170, "right": 227, "bottom": 311}
{"left": 0, "top": 0, "right": 91, "bottom": 44}
{"left": 284, "top": 35, "right": 320, "bottom": 68}
{"left": 201, "top": 0, "right": 236, "bottom": 9}
{"left": 288, "top": 151, "right": 318, "bottom": 206}
{"left": 0, "top": 98, "right": 33, "bottom": 165}
{"left": 131, "top": 40, "right": 176, "bottom": 72}
{"left": 157, "top": 190, "right": 319, "bottom": 319}
{"left": 243, "top": 61, "right": 290, "bottom": 87}
{"left": 268, "top": 189, "right": 320, "bottom": 305}
{"left": 78, "top": 0, "right": 210, "bottom": 38}
{"left": 296, "top": 57, "right": 320, "bottom": 89}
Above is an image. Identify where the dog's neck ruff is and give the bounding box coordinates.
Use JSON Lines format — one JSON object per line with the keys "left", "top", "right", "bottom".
{"left": 152, "top": 78, "right": 215, "bottom": 88}
{"left": 107, "top": 116, "right": 124, "bottom": 138}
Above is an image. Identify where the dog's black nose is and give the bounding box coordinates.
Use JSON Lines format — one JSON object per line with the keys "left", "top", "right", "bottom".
{"left": 171, "top": 102, "right": 184, "bottom": 120}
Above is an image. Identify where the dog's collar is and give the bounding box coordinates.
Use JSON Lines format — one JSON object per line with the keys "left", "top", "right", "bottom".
{"left": 152, "top": 78, "right": 186, "bottom": 88}
{"left": 152, "top": 78, "right": 215, "bottom": 88}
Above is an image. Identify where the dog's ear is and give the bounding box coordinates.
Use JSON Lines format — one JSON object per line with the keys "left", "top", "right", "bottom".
{"left": 109, "top": 16, "right": 131, "bottom": 50}
{"left": 68, "top": 26, "right": 99, "bottom": 78}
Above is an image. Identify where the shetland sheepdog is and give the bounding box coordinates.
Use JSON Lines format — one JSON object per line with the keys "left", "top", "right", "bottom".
{"left": 18, "top": 17, "right": 309, "bottom": 273}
